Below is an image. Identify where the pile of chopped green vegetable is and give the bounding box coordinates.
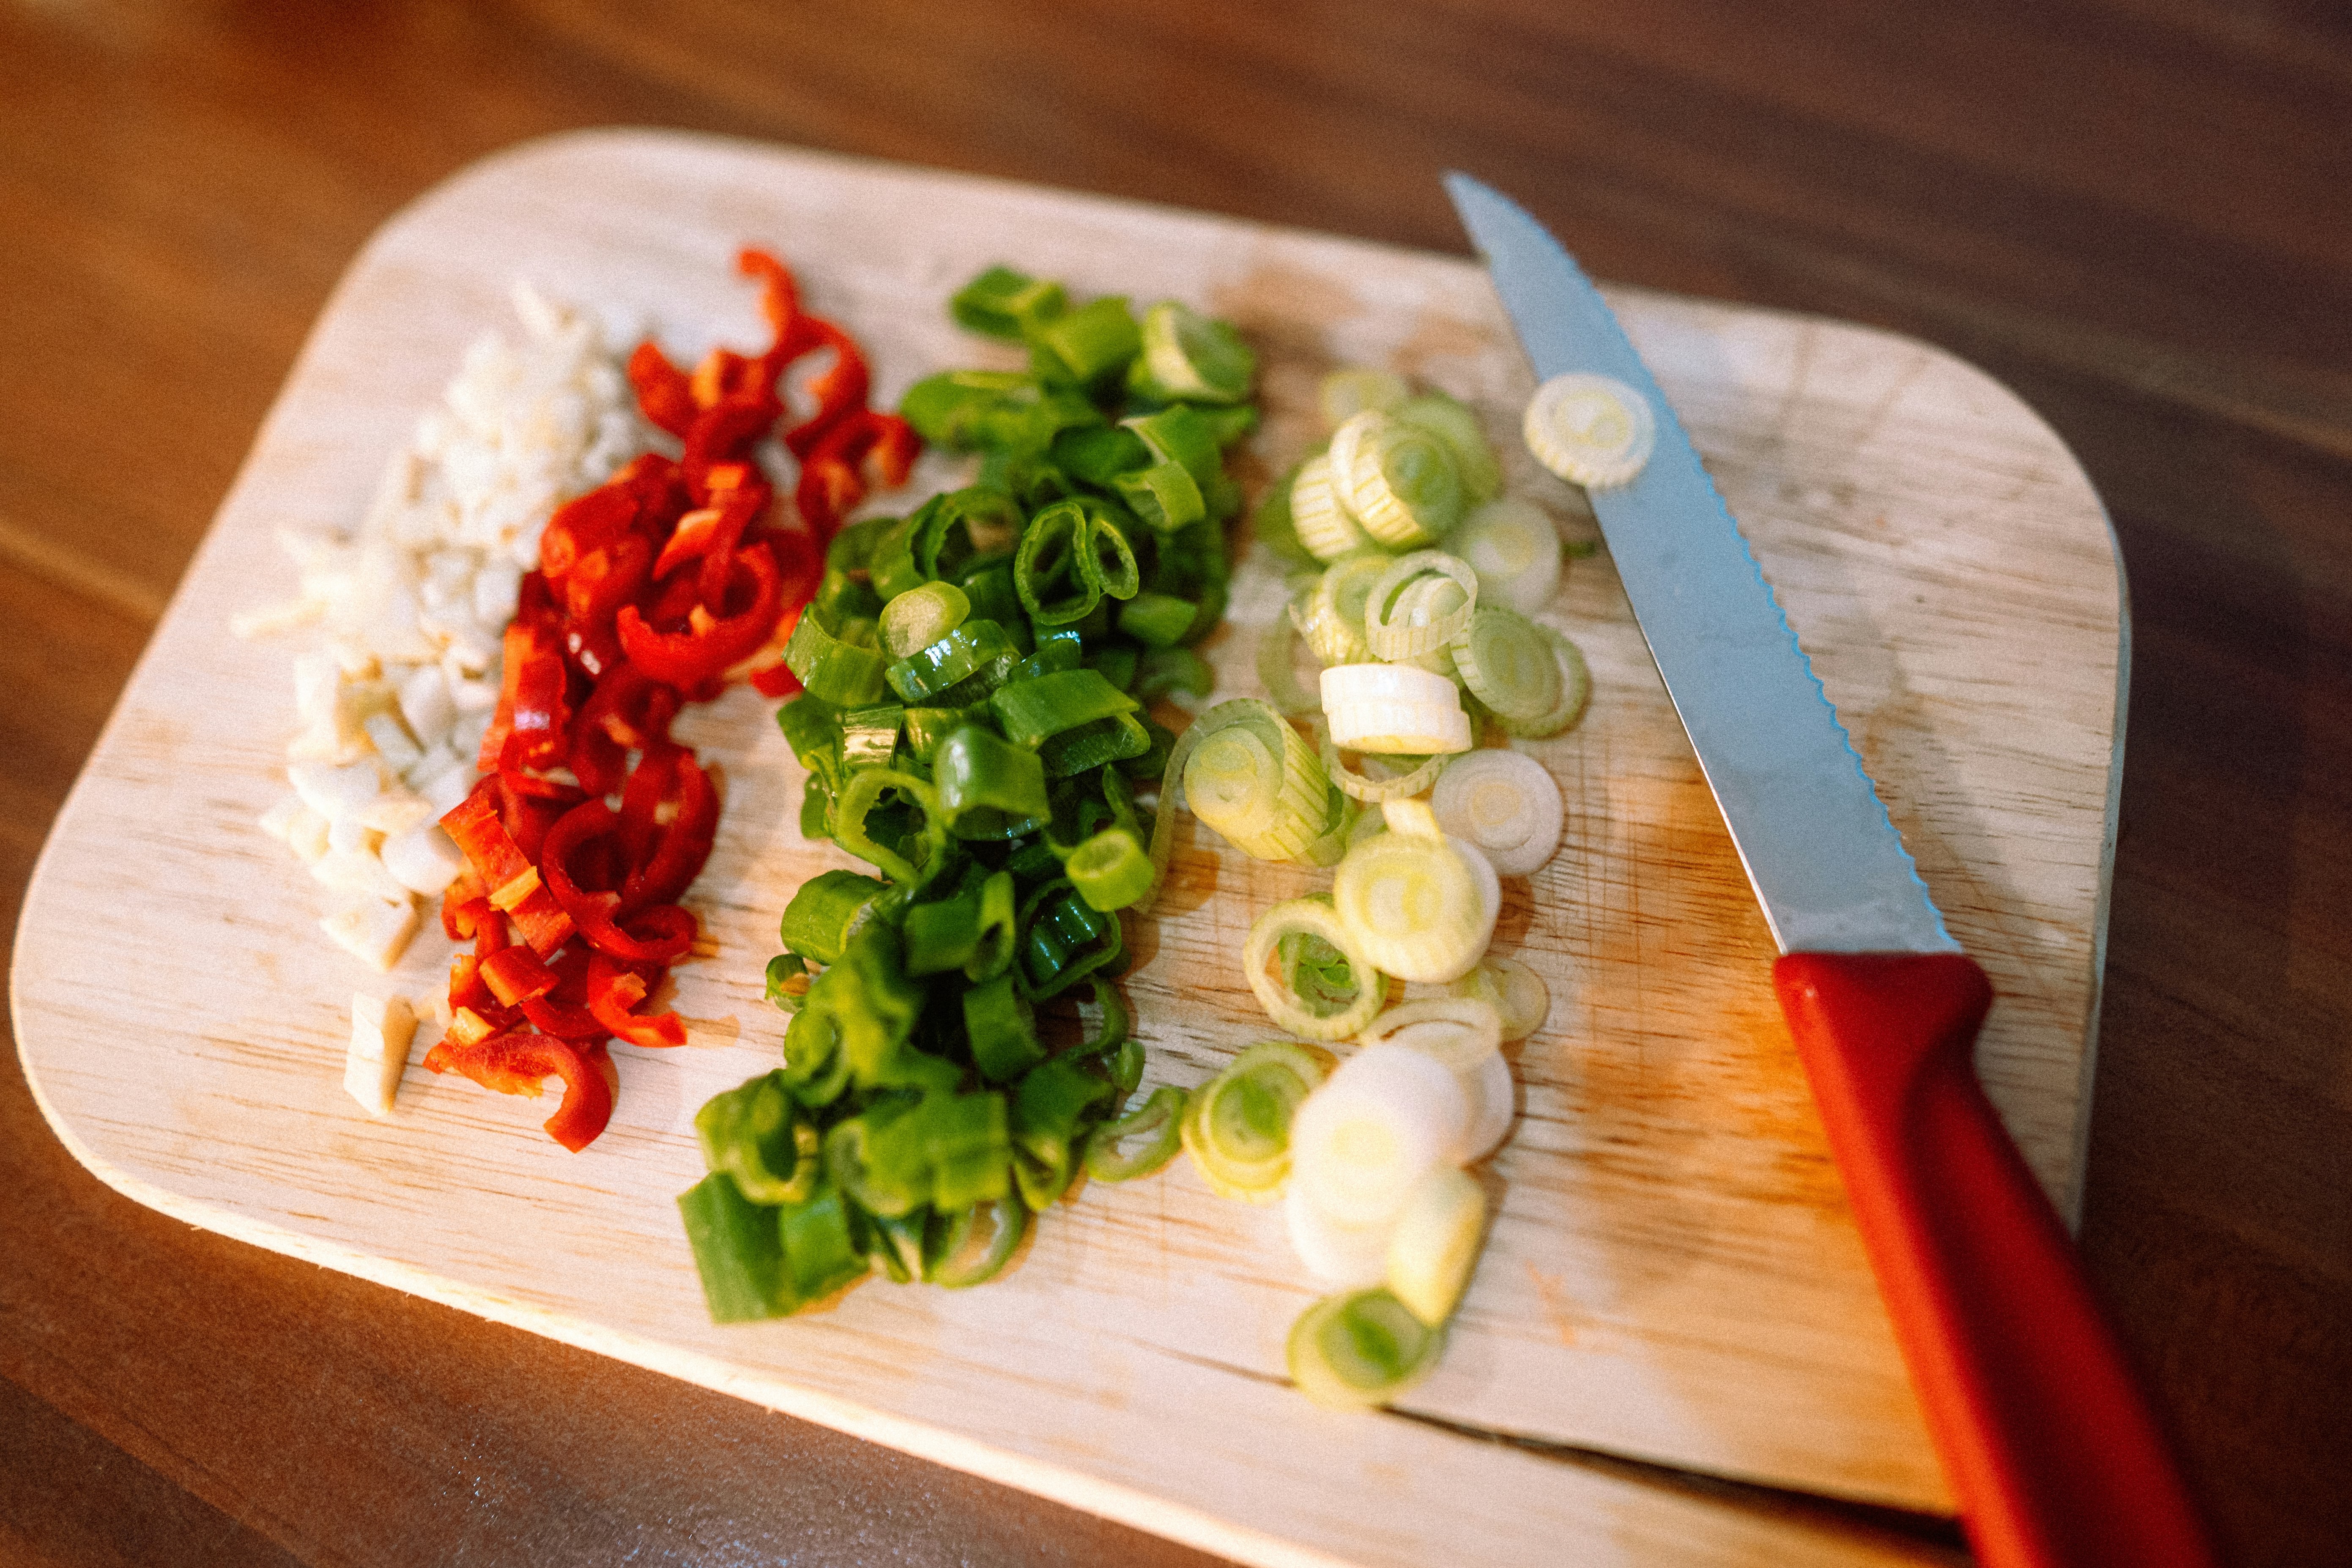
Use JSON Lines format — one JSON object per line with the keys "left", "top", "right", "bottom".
{"left": 676, "top": 266, "right": 1258, "bottom": 1318}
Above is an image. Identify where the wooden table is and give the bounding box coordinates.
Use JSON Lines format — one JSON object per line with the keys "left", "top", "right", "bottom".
{"left": 3, "top": 4, "right": 2344, "bottom": 1564}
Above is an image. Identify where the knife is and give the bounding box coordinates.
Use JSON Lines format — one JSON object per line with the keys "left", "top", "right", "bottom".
{"left": 1444, "top": 172, "right": 2217, "bottom": 1568}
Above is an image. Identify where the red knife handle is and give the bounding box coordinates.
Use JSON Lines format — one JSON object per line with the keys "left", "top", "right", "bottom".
{"left": 1773, "top": 952, "right": 2217, "bottom": 1568}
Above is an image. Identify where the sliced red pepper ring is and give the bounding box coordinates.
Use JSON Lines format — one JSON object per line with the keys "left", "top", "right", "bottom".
{"left": 423, "top": 1031, "right": 614, "bottom": 1152}
{"left": 540, "top": 799, "right": 701, "bottom": 964}
{"left": 519, "top": 992, "right": 611, "bottom": 1042}
{"left": 780, "top": 319, "right": 873, "bottom": 459}
{"left": 623, "top": 754, "right": 720, "bottom": 912}
{"left": 586, "top": 952, "right": 687, "bottom": 1048}
{"left": 615, "top": 545, "right": 783, "bottom": 689}
{"left": 628, "top": 340, "right": 699, "bottom": 439}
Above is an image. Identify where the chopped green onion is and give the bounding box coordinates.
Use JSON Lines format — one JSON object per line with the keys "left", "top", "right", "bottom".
{"left": 1385, "top": 1167, "right": 1486, "bottom": 1326}
{"left": 677, "top": 1173, "right": 786, "bottom": 1323}
{"left": 963, "top": 970, "right": 1046, "bottom": 1083}
{"left": 952, "top": 265, "right": 1067, "bottom": 340}
{"left": 884, "top": 618, "right": 1017, "bottom": 703}
{"left": 832, "top": 767, "right": 949, "bottom": 886}
{"left": 1180, "top": 1040, "right": 1333, "bottom": 1202}
{"left": 1133, "top": 300, "right": 1255, "bottom": 404}
{"left": 1288, "top": 452, "right": 1372, "bottom": 562}
{"left": 925, "top": 1195, "right": 1030, "bottom": 1288}
{"left": 1429, "top": 747, "right": 1563, "bottom": 876}
{"left": 1064, "top": 826, "right": 1154, "bottom": 911}
{"left": 1392, "top": 391, "right": 1501, "bottom": 502}
{"left": 1453, "top": 497, "right": 1563, "bottom": 613}
{"left": 1285, "top": 1288, "right": 1445, "bottom": 1410}
{"left": 1111, "top": 459, "right": 1205, "bottom": 532}
{"left": 1242, "top": 895, "right": 1388, "bottom": 1041}
{"left": 991, "top": 668, "right": 1142, "bottom": 750}
{"left": 1491, "top": 623, "right": 1592, "bottom": 739}
{"left": 1365, "top": 550, "right": 1479, "bottom": 660}
{"left": 1018, "top": 877, "right": 1126, "bottom": 998}
{"left": 880, "top": 580, "right": 972, "bottom": 659}
{"left": 1083, "top": 1084, "right": 1187, "bottom": 1180}
{"left": 1330, "top": 824, "right": 1494, "bottom": 984}
{"left": 783, "top": 602, "right": 892, "bottom": 706}
{"left": 1117, "top": 591, "right": 1199, "bottom": 649}
{"left": 1180, "top": 698, "right": 1333, "bottom": 862}
{"left": 779, "top": 868, "right": 891, "bottom": 964}
{"left": 1032, "top": 295, "right": 1141, "bottom": 385}
{"left": 695, "top": 1070, "right": 822, "bottom": 1206}
{"left": 931, "top": 724, "right": 1051, "bottom": 839}
{"left": 1328, "top": 410, "right": 1465, "bottom": 547}
{"left": 838, "top": 703, "right": 904, "bottom": 773}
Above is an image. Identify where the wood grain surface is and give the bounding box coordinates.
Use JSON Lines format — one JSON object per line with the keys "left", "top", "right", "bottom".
{"left": 13, "top": 128, "right": 2122, "bottom": 1568}
{"left": 3, "top": 5, "right": 2346, "bottom": 1568}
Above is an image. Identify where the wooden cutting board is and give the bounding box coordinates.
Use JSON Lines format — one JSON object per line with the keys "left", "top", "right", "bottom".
{"left": 11, "top": 130, "right": 2123, "bottom": 1568}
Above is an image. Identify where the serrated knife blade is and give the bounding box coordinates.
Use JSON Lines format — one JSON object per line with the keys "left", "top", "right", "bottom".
{"left": 1446, "top": 171, "right": 2214, "bottom": 1568}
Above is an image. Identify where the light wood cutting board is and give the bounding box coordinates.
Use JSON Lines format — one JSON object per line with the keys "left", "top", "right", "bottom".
{"left": 11, "top": 130, "right": 2124, "bottom": 1568}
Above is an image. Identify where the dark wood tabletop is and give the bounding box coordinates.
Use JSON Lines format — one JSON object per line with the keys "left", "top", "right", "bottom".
{"left": 4, "top": 3, "right": 2346, "bottom": 1564}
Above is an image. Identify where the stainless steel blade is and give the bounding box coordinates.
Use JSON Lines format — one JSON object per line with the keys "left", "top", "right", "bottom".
{"left": 1445, "top": 172, "right": 1955, "bottom": 955}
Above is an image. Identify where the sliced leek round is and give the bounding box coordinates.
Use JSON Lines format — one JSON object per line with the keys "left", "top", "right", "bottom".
{"left": 1430, "top": 747, "right": 1563, "bottom": 876}
{"left": 1243, "top": 895, "right": 1389, "bottom": 1041}
{"left": 1328, "top": 410, "right": 1465, "bottom": 547}
{"left": 1364, "top": 551, "right": 1479, "bottom": 661}
{"left": 1456, "top": 1046, "right": 1515, "bottom": 1164}
{"left": 1525, "top": 372, "right": 1655, "bottom": 490}
{"left": 1359, "top": 996, "right": 1503, "bottom": 1076}
{"left": 1385, "top": 1166, "right": 1487, "bottom": 1325}
{"left": 1288, "top": 1043, "right": 1468, "bottom": 1229}
{"left": 1255, "top": 613, "right": 1321, "bottom": 717}
{"left": 1293, "top": 551, "right": 1389, "bottom": 665}
{"left": 1454, "top": 497, "right": 1562, "bottom": 613}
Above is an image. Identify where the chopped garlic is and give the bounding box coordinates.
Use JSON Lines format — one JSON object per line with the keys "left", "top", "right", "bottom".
{"left": 240, "top": 287, "right": 646, "bottom": 976}
{"left": 320, "top": 895, "right": 421, "bottom": 972}
{"left": 344, "top": 992, "right": 419, "bottom": 1116}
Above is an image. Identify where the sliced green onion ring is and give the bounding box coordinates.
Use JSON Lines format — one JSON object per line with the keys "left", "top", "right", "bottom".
{"left": 1385, "top": 1167, "right": 1487, "bottom": 1326}
{"left": 1448, "top": 605, "right": 1562, "bottom": 726}
{"left": 1135, "top": 299, "right": 1255, "bottom": 403}
{"left": 1083, "top": 1084, "right": 1187, "bottom": 1181}
{"left": 1287, "top": 1042, "right": 1467, "bottom": 1230}
{"left": 880, "top": 580, "right": 971, "bottom": 659}
{"left": 1286, "top": 1287, "right": 1446, "bottom": 1410}
{"left": 1429, "top": 747, "right": 1564, "bottom": 876}
{"left": 1454, "top": 497, "right": 1562, "bottom": 613}
{"left": 1316, "top": 723, "right": 1453, "bottom": 803}
{"left": 1179, "top": 1040, "right": 1334, "bottom": 1202}
{"left": 1242, "top": 895, "right": 1388, "bottom": 1041}
{"left": 1448, "top": 955, "right": 1552, "bottom": 1042}
{"left": 783, "top": 603, "right": 891, "bottom": 707}
{"left": 925, "top": 1195, "right": 1030, "bottom": 1289}
{"left": 1328, "top": 410, "right": 1465, "bottom": 547}
{"left": 1288, "top": 452, "right": 1371, "bottom": 562}
{"left": 1392, "top": 391, "right": 1501, "bottom": 502}
{"left": 1492, "top": 624, "right": 1592, "bottom": 739}
{"left": 1180, "top": 698, "right": 1331, "bottom": 862}
{"left": 1330, "top": 825, "right": 1495, "bottom": 983}
{"left": 1365, "top": 551, "right": 1479, "bottom": 660}
{"left": 1524, "top": 372, "right": 1656, "bottom": 490}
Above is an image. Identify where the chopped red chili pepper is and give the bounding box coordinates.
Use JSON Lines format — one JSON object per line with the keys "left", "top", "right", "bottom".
{"left": 627, "top": 341, "right": 699, "bottom": 439}
{"left": 586, "top": 952, "right": 687, "bottom": 1049}
{"left": 423, "top": 1031, "right": 613, "bottom": 1152}
{"left": 614, "top": 545, "right": 783, "bottom": 689}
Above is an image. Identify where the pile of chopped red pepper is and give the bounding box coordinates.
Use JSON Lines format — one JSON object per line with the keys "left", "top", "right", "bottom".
{"left": 423, "top": 248, "right": 917, "bottom": 1152}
